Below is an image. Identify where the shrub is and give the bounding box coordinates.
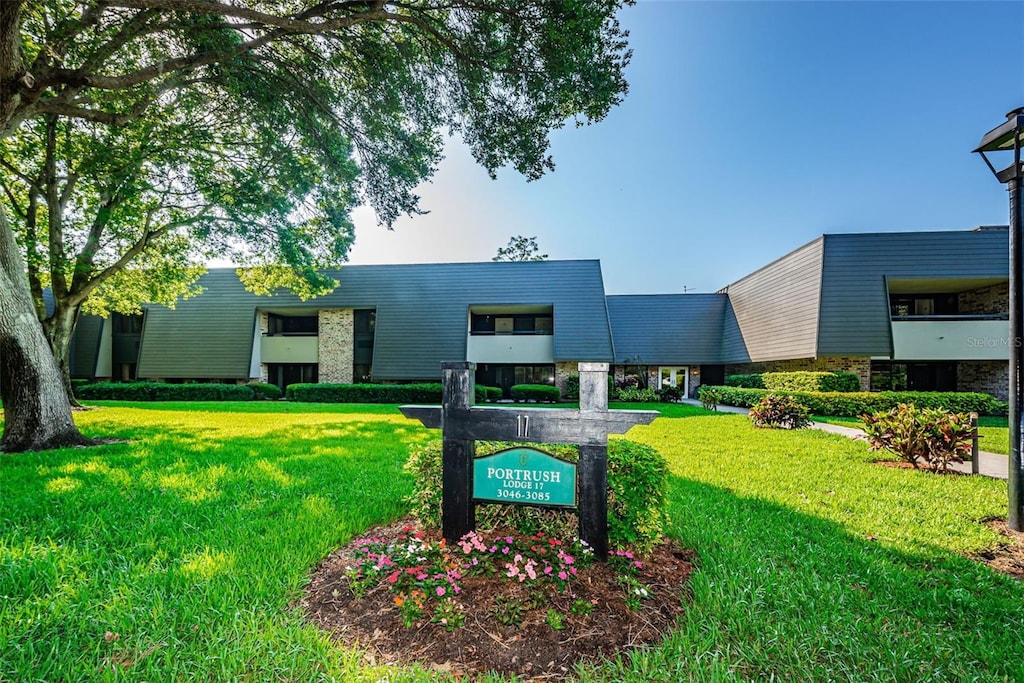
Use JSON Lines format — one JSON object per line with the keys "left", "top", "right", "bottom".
{"left": 704, "top": 386, "right": 1002, "bottom": 417}
{"left": 476, "top": 385, "right": 503, "bottom": 402}
{"left": 616, "top": 387, "right": 659, "bottom": 403}
{"left": 725, "top": 373, "right": 764, "bottom": 389}
{"left": 658, "top": 386, "right": 683, "bottom": 403}
{"left": 286, "top": 383, "right": 444, "bottom": 403}
{"left": 510, "top": 384, "right": 560, "bottom": 402}
{"left": 698, "top": 385, "right": 721, "bottom": 411}
{"left": 762, "top": 371, "right": 861, "bottom": 393}
{"left": 248, "top": 382, "right": 283, "bottom": 400}
{"left": 749, "top": 393, "right": 811, "bottom": 429}
{"left": 77, "top": 381, "right": 255, "bottom": 401}
{"left": 564, "top": 374, "right": 580, "bottom": 400}
{"left": 404, "top": 439, "right": 668, "bottom": 553}
{"left": 616, "top": 374, "right": 642, "bottom": 391}
{"left": 862, "top": 404, "right": 976, "bottom": 472}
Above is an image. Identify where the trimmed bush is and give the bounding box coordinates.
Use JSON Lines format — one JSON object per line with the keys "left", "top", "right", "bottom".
{"left": 658, "top": 386, "right": 683, "bottom": 402}
{"left": 749, "top": 394, "right": 811, "bottom": 429}
{"left": 475, "top": 385, "right": 503, "bottom": 402}
{"left": 509, "top": 384, "right": 560, "bottom": 402}
{"left": 698, "top": 385, "right": 721, "bottom": 411}
{"left": 248, "top": 382, "right": 283, "bottom": 400}
{"left": 77, "top": 381, "right": 255, "bottom": 401}
{"left": 762, "top": 371, "right": 861, "bottom": 393}
{"left": 725, "top": 373, "right": 764, "bottom": 389}
{"left": 863, "top": 404, "right": 975, "bottom": 472}
{"left": 616, "top": 387, "right": 658, "bottom": 403}
{"left": 404, "top": 439, "right": 668, "bottom": 552}
{"left": 705, "top": 385, "right": 1002, "bottom": 417}
{"left": 286, "top": 383, "right": 443, "bottom": 403}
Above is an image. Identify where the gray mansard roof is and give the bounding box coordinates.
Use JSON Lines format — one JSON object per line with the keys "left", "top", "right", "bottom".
{"left": 136, "top": 259, "right": 614, "bottom": 380}
{"left": 719, "top": 227, "right": 1009, "bottom": 363}
{"left": 606, "top": 294, "right": 728, "bottom": 365}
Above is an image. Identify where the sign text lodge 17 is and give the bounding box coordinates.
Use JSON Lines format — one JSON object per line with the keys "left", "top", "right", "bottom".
{"left": 400, "top": 362, "right": 656, "bottom": 560}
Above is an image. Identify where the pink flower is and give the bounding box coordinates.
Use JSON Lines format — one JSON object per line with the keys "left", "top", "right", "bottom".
{"left": 436, "top": 586, "right": 446, "bottom": 597}
{"left": 544, "top": 566, "right": 553, "bottom": 575}
{"left": 558, "top": 571, "right": 568, "bottom": 580}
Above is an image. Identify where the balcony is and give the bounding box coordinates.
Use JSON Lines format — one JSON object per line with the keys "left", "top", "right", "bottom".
{"left": 466, "top": 334, "right": 555, "bottom": 364}
{"left": 890, "top": 315, "right": 1010, "bottom": 361}
{"left": 261, "top": 335, "right": 319, "bottom": 364}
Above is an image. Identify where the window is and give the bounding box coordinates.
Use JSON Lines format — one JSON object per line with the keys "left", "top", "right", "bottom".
{"left": 469, "top": 313, "right": 554, "bottom": 335}
{"left": 354, "top": 309, "right": 376, "bottom": 334}
{"left": 266, "top": 363, "right": 318, "bottom": 389}
{"left": 267, "top": 314, "right": 318, "bottom": 336}
{"left": 889, "top": 294, "right": 957, "bottom": 318}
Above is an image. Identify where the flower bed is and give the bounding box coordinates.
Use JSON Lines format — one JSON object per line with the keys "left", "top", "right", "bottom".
{"left": 301, "top": 520, "right": 694, "bottom": 679}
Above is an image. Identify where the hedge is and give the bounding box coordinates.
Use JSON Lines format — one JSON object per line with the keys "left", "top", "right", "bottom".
{"left": 248, "top": 382, "right": 283, "bottom": 400}
{"left": 285, "top": 383, "right": 442, "bottom": 403}
{"left": 762, "top": 371, "right": 861, "bottom": 393}
{"left": 478, "top": 385, "right": 503, "bottom": 402}
{"left": 509, "top": 384, "right": 561, "bottom": 402}
{"left": 725, "top": 374, "right": 764, "bottom": 389}
{"left": 703, "top": 385, "right": 1004, "bottom": 417}
{"left": 77, "top": 382, "right": 255, "bottom": 401}
{"left": 727, "top": 371, "right": 860, "bottom": 392}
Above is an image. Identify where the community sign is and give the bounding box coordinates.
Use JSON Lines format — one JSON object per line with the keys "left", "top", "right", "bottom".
{"left": 473, "top": 447, "right": 577, "bottom": 507}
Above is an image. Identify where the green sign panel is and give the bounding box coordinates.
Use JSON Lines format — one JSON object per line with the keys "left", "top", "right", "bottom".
{"left": 473, "top": 447, "right": 577, "bottom": 507}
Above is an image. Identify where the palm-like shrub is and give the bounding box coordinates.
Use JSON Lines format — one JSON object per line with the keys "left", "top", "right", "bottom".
{"left": 749, "top": 394, "right": 811, "bottom": 429}
{"left": 862, "top": 404, "right": 975, "bottom": 472}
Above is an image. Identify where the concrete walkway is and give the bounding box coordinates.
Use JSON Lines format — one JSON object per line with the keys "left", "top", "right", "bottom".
{"left": 679, "top": 399, "right": 1009, "bottom": 480}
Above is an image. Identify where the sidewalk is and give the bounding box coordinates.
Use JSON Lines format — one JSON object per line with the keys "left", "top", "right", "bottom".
{"left": 679, "top": 399, "right": 1009, "bottom": 480}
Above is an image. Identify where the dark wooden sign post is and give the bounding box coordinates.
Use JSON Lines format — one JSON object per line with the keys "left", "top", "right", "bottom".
{"left": 401, "top": 361, "right": 656, "bottom": 560}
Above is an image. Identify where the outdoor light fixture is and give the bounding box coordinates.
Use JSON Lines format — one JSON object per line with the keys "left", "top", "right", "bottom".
{"left": 974, "top": 107, "right": 1024, "bottom": 532}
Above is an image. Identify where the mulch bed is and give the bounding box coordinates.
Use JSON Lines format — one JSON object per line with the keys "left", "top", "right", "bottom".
{"left": 873, "top": 460, "right": 967, "bottom": 475}
{"left": 298, "top": 520, "right": 695, "bottom": 681}
{"left": 973, "top": 518, "right": 1024, "bottom": 581}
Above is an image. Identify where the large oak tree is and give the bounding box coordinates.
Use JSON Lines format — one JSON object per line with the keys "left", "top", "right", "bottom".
{"left": 0, "top": 0, "right": 632, "bottom": 452}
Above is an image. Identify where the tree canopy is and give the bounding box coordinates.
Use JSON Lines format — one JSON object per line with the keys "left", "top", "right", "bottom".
{"left": 0, "top": 0, "right": 633, "bottom": 451}
{"left": 493, "top": 234, "right": 548, "bottom": 262}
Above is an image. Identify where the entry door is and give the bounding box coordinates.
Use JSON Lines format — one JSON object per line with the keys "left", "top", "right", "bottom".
{"left": 658, "top": 366, "right": 689, "bottom": 398}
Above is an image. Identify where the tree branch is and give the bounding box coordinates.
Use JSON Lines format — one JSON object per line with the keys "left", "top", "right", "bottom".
{"left": 42, "top": 115, "right": 68, "bottom": 299}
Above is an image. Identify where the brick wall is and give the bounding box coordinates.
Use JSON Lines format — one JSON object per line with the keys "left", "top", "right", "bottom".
{"left": 959, "top": 282, "right": 1009, "bottom": 316}
{"left": 957, "top": 361, "right": 1008, "bottom": 401}
{"left": 725, "top": 356, "right": 871, "bottom": 390}
{"left": 318, "top": 309, "right": 354, "bottom": 383}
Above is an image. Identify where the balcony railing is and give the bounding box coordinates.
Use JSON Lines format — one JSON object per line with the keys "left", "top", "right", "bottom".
{"left": 890, "top": 313, "right": 1008, "bottom": 321}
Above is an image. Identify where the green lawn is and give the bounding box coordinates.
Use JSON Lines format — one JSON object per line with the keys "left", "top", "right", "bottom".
{"left": 813, "top": 414, "right": 1010, "bottom": 455}
{"left": 2, "top": 403, "right": 1021, "bottom": 681}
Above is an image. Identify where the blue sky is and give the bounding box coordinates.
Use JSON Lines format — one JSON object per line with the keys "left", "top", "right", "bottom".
{"left": 346, "top": 1, "right": 1024, "bottom": 294}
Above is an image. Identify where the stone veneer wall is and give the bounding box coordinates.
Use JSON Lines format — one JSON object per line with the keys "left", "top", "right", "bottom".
{"left": 958, "top": 361, "right": 1008, "bottom": 401}
{"left": 554, "top": 361, "right": 577, "bottom": 398}
{"left": 725, "top": 356, "right": 871, "bottom": 391}
{"left": 258, "top": 311, "right": 270, "bottom": 383}
{"left": 318, "top": 309, "right": 354, "bottom": 383}
{"left": 959, "top": 282, "right": 1009, "bottom": 316}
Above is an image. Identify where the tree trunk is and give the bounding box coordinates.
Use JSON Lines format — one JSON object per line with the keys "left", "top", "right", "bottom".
{"left": 0, "top": 205, "right": 93, "bottom": 452}
{"left": 42, "top": 304, "right": 84, "bottom": 408}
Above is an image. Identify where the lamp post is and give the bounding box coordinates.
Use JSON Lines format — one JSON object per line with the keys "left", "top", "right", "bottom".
{"left": 974, "top": 107, "right": 1024, "bottom": 532}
